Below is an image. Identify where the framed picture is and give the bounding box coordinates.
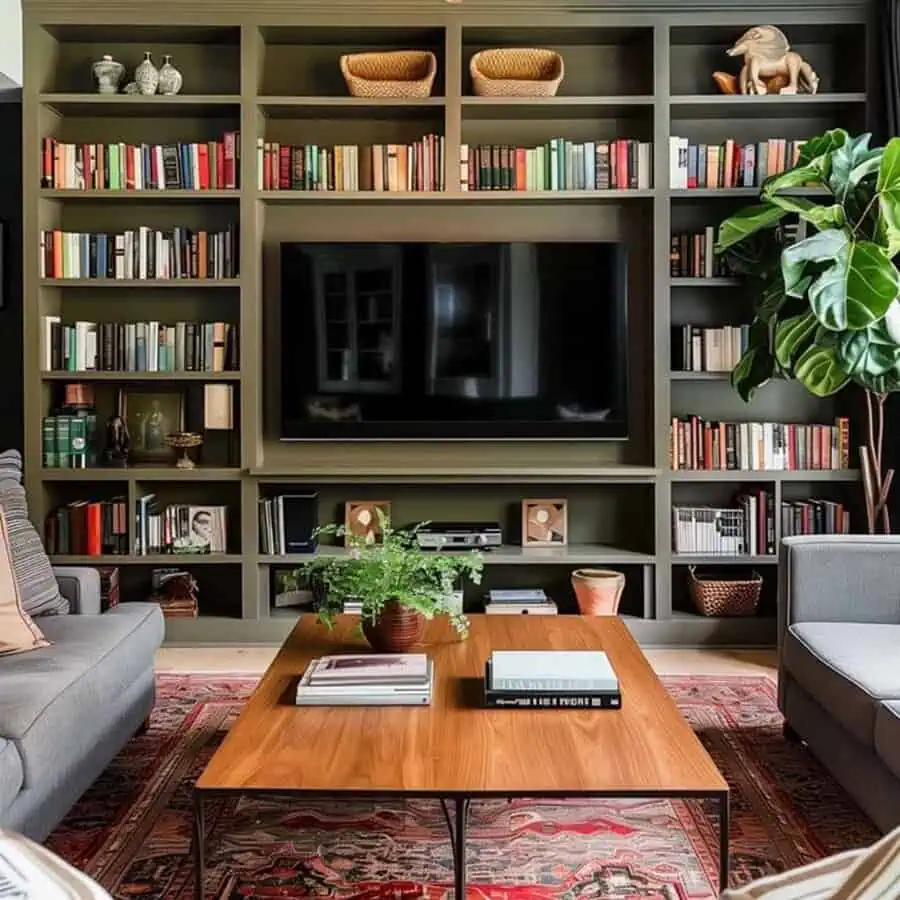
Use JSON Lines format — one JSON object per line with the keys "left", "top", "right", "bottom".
{"left": 118, "top": 387, "right": 185, "bottom": 463}
{"left": 522, "top": 499, "right": 568, "bottom": 547}
{"left": 344, "top": 500, "right": 391, "bottom": 546}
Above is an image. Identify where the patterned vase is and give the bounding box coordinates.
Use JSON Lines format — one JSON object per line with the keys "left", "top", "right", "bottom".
{"left": 571, "top": 568, "right": 626, "bottom": 616}
{"left": 91, "top": 55, "right": 124, "bottom": 94}
{"left": 362, "top": 600, "right": 426, "bottom": 652}
{"left": 157, "top": 55, "right": 183, "bottom": 96}
{"left": 134, "top": 52, "right": 159, "bottom": 95}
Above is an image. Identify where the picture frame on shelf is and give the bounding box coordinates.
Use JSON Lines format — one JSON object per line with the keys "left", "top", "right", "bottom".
{"left": 522, "top": 499, "right": 568, "bottom": 547}
{"left": 118, "top": 387, "right": 185, "bottom": 464}
{"left": 344, "top": 500, "right": 391, "bottom": 546}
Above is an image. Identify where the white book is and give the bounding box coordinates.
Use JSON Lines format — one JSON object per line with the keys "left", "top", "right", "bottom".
{"left": 486, "top": 601, "right": 558, "bottom": 616}
{"left": 297, "top": 659, "right": 433, "bottom": 706}
{"left": 489, "top": 589, "right": 547, "bottom": 604}
{"left": 489, "top": 651, "right": 619, "bottom": 693}
{"left": 308, "top": 653, "right": 429, "bottom": 685}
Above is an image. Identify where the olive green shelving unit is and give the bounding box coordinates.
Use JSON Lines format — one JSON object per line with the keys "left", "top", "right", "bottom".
{"left": 20, "top": 0, "right": 872, "bottom": 645}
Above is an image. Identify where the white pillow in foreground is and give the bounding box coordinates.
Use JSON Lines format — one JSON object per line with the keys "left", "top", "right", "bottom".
{"left": 0, "top": 829, "right": 110, "bottom": 899}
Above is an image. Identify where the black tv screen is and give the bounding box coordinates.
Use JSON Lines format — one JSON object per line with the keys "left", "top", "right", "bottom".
{"left": 280, "top": 242, "right": 629, "bottom": 440}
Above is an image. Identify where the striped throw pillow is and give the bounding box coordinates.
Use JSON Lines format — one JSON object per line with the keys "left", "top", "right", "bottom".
{"left": 0, "top": 509, "right": 50, "bottom": 656}
{"left": 722, "top": 824, "right": 900, "bottom": 899}
{"left": 0, "top": 450, "right": 68, "bottom": 617}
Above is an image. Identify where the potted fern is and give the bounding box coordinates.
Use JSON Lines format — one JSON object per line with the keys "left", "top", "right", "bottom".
{"left": 292, "top": 518, "right": 484, "bottom": 652}
{"left": 716, "top": 129, "right": 900, "bottom": 533}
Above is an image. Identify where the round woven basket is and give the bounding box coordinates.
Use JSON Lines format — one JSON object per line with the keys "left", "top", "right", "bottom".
{"left": 688, "top": 566, "right": 762, "bottom": 618}
{"left": 470, "top": 48, "right": 564, "bottom": 97}
{"left": 340, "top": 50, "right": 437, "bottom": 98}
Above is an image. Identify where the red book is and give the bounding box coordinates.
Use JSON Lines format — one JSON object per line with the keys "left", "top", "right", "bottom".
{"left": 125, "top": 145, "right": 135, "bottom": 190}
{"left": 86, "top": 503, "right": 102, "bottom": 556}
{"left": 515, "top": 148, "right": 526, "bottom": 190}
{"left": 198, "top": 143, "right": 210, "bottom": 190}
{"left": 279, "top": 145, "right": 291, "bottom": 190}
{"left": 617, "top": 140, "right": 628, "bottom": 189}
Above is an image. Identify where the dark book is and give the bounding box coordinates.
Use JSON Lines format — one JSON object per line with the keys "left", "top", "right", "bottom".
{"left": 485, "top": 690, "right": 621, "bottom": 709}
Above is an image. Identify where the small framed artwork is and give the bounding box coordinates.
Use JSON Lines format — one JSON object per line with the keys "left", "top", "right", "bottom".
{"left": 118, "top": 387, "right": 185, "bottom": 464}
{"left": 522, "top": 499, "right": 568, "bottom": 547}
{"left": 344, "top": 500, "right": 391, "bottom": 546}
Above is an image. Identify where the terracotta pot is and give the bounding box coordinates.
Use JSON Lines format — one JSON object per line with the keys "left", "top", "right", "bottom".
{"left": 571, "top": 568, "right": 625, "bottom": 616}
{"left": 362, "top": 599, "right": 426, "bottom": 652}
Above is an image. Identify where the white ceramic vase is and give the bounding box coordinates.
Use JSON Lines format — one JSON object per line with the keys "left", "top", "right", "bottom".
{"left": 92, "top": 55, "right": 125, "bottom": 93}
{"left": 157, "top": 55, "right": 183, "bottom": 96}
{"left": 134, "top": 52, "right": 159, "bottom": 95}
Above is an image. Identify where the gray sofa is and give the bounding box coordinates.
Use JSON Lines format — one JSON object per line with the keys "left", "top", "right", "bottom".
{"left": 778, "top": 535, "right": 900, "bottom": 832}
{"left": 0, "top": 568, "right": 164, "bottom": 841}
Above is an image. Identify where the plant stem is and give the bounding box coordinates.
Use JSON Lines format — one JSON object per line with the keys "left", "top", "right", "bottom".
{"left": 853, "top": 194, "right": 878, "bottom": 235}
{"left": 862, "top": 389, "right": 893, "bottom": 534}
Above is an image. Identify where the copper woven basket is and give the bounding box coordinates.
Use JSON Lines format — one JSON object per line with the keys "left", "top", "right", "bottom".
{"left": 340, "top": 50, "right": 437, "bottom": 98}
{"left": 688, "top": 566, "right": 762, "bottom": 617}
{"left": 470, "top": 48, "right": 564, "bottom": 97}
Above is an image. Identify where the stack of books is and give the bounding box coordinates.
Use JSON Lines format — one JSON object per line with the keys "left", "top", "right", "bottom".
{"left": 295, "top": 653, "right": 433, "bottom": 706}
{"left": 484, "top": 650, "right": 621, "bottom": 709}
{"left": 485, "top": 589, "right": 558, "bottom": 615}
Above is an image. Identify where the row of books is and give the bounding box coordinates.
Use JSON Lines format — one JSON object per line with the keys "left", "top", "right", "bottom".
{"left": 673, "top": 503, "right": 766, "bottom": 557}
{"left": 460, "top": 139, "right": 652, "bottom": 192}
{"left": 485, "top": 588, "right": 557, "bottom": 616}
{"left": 98, "top": 566, "right": 120, "bottom": 611}
{"left": 41, "top": 317, "right": 239, "bottom": 373}
{"left": 782, "top": 499, "right": 850, "bottom": 538}
{"left": 296, "top": 653, "right": 434, "bottom": 707}
{"left": 40, "top": 134, "right": 241, "bottom": 191}
{"left": 39, "top": 226, "right": 239, "bottom": 281}
{"left": 669, "top": 417, "right": 851, "bottom": 472}
{"left": 135, "top": 495, "right": 228, "bottom": 555}
{"left": 258, "top": 136, "right": 445, "bottom": 192}
{"left": 669, "top": 137, "right": 806, "bottom": 190}
{"left": 42, "top": 413, "right": 98, "bottom": 468}
{"left": 671, "top": 325, "right": 750, "bottom": 373}
{"left": 44, "top": 498, "right": 129, "bottom": 556}
{"left": 670, "top": 229, "right": 733, "bottom": 279}
{"left": 258, "top": 493, "right": 317, "bottom": 556}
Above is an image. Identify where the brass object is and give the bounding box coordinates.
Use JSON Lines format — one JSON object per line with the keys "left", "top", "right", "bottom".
{"left": 165, "top": 432, "right": 203, "bottom": 469}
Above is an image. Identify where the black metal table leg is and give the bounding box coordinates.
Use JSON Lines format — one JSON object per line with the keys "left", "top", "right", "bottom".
{"left": 454, "top": 799, "right": 470, "bottom": 898}
{"left": 719, "top": 792, "right": 730, "bottom": 894}
{"left": 193, "top": 792, "right": 206, "bottom": 900}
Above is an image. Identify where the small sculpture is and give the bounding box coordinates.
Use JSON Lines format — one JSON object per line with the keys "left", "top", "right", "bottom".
{"left": 157, "top": 55, "right": 183, "bottom": 96}
{"left": 101, "top": 415, "right": 130, "bottom": 467}
{"left": 134, "top": 52, "right": 159, "bottom": 96}
{"left": 92, "top": 55, "right": 124, "bottom": 94}
{"left": 165, "top": 432, "right": 203, "bottom": 469}
{"left": 719, "top": 26, "right": 819, "bottom": 95}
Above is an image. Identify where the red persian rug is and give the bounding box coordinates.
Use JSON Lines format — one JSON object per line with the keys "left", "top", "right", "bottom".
{"left": 47, "top": 675, "right": 877, "bottom": 899}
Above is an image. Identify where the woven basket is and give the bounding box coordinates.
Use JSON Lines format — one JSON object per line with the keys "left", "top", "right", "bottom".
{"left": 470, "top": 48, "right": 564, "bottom": 97}
{"left": 340, "top": 51, "right": 437, "bottom": 98}
{"left": 688, "top": 567, "right": 762, "bottom": 617}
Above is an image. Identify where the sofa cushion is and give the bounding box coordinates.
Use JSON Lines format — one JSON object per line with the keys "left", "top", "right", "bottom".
{"left": 0, "top": 451, "right": 67, "bottom": 617}
{"left": 875, "top": 701, "right": 900, "bottom": 781}
{"left": 782, "top": 622, "right": 900, "bottom": 746}
{"left": 0, "top": 510, "right": 50, "bottom": 658}
{"left": 0, "top": 740, "right": 23, "bottom": 811}
{"left": 0, "top": 604, "right": 164, "bottom": 786}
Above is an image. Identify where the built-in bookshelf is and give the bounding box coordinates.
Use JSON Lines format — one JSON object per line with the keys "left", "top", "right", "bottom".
{"left": 20, "top": 0, "right": 871, "bottom": 644}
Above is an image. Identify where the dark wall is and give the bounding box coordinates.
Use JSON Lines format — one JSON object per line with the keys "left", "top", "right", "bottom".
{"left": 0, "top": 91, "right": 22, "bottom": 453}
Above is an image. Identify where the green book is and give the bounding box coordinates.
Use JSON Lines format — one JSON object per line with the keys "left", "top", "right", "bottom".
{"left": 70, "top": 417, "right": 86, "bottom": 468}
{"left": 56, "top": 416, "right": 71, "bottom": 468}
{"left": 42, "top": 416, "right": 57, "bottom": 468}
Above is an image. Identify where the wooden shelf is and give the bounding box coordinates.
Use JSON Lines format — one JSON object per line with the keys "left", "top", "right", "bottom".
{"left": 671, "top": 555, "right": 778, "bottom": 565}
{"left": 461, "top": 95, "right": 654, "bottom": 119}
{"left": 257, "top": 543, "right": 655, "bottom": 566}
{"left": 42, "top": 467, "right": 243, "bottom": 481}
{"left": 670, "top": 371, "right": 731, "bottom": 380}
{"left": 260, "top": 189, "right": 655, "bottom": 203}
{"left": 258, "top": 96, "right": 445, "bottom": 118}
{"left": 671, "top": 277, "right": 740, "bottom": 287}
{"left": 38, "top": 93, "right": 241, "bottom": 117}
{"left": 39, "top": 279, "right": 240, "bottom": 288}
{"left": 670, "top": 187, "right": 827, "bottom": 198}
{"left": 39, "top": 189, "right": 241, "bottom": 201}
{"left": 669, "top": 469, "right": 859, "bottom": 482}
{"left": 670, "top": 92, "right": 867, "bottom": 119}
{"left": 50, "top": 553, "right": 244, "bottom": 565}
{"left": 41, "top": 371, "right": 240, "bottom": 381}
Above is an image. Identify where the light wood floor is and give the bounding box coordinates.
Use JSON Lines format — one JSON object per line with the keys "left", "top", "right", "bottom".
{"left": 157, "top": 646, "right": 777, "bottom": 678}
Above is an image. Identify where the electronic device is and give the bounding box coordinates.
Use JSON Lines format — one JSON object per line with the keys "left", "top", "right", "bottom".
{"left": 279, "top": 242, "right": 629, "bottom": 440}
{"left": 415, "top": 521, "right": 503, "bottom": 550}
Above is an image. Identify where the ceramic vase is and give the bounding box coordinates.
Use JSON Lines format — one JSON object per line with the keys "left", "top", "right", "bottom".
{"left": 92, "top": 55, "right": 125, "bottom": 94}
{"left": 157, "top": 55, "right": 183, "bottom": 96}
{"left": 134, "top": 52, "right": 159, "bottom": 95}
{"left": 362, "top": 599, "right": 426, "bottom": 652}
{"left": 571, "top": 568, "right": 625, "bottom": 616}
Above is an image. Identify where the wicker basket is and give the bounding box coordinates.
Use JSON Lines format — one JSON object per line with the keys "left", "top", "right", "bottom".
{"left": 340, "top": 51, "right": 437, "bottom": 98}
{"left": 470, "top": 48, "right": 564, "bottom": 97}
{"left": 688, "top": 566, "right": 762, "bottom": 617}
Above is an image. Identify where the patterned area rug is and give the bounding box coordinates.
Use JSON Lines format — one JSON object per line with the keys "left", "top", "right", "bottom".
{"left": 47, "top": 675, "right": 877, "bottom": 899}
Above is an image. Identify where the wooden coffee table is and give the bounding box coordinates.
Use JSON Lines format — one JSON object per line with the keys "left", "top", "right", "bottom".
{"left": 194, "top": 614, "right": 729, "bottom": 897}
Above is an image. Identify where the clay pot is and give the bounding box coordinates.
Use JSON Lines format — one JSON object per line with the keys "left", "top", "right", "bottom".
{"left": 362, "top": 599, "right": 426, "bottom": 652}
{"left": 571, "top": 568, "right": 625, "bottom": 616}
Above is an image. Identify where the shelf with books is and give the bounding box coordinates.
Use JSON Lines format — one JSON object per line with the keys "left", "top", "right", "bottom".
{"left": 49, "top": 553, "right": 245, "bottom": 565}
{"left": 669, "top": 469, "right": 859, "bottom": 482}
{"left": 257, "top": 96, "right": 445, "bottom": 119}
{"left": 39, "top": 279, "right": 241, "bottom": 288}
{"left": 259, "top": 189, "right": 656, "bottom": 203}
{"left": 38, "top": 94, "right": 242, "bottom": 118}
{"left": 671, "top": 277, "right": 740, "bottom": 287}
{"left": 670, "top": 187, "right": 827, "bottom": 198}
{"left": 670, "top": 371, "right": 731, "bottom": 381}
{"left": 39, "top": 189, "right": 242, "bottom": 201}
{"left": 41, "top": 467, "right": 243, "bottom": 481}
{"left": 460, "top": 96, "right": 655, "bottom": 120}
{"left": 671, "top": 554, "right": 778, "bottom": 565}
{"left": 41, "top": 371, "right": 241, "bottom": 381}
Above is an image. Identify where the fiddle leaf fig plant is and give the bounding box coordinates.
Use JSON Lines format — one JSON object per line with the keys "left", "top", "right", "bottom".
{"left": 716, "top": 129, "right": 900, "bottom": 533}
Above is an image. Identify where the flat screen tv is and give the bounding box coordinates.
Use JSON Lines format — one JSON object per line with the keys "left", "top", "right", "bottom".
{"left": 279, "top": 242, "right": 629, "bottom": 440}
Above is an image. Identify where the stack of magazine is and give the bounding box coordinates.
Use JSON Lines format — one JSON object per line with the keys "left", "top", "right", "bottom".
{"left": 484, "top": 650, "right": 621, "bottom": 709}
{"left": 295, "top": 653, "right": 433, "bottom": 706}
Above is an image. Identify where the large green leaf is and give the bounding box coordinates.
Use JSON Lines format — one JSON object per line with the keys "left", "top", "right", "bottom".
{"left": 837, "top": 319, "right": 900, "bottom": 376}
{"left": 716, "top": 204, "right": 787, "bottom": 253}
{"left": 857, "top": 369, "right": 900, "bottom": 393}
{"left": 877, "top": 137, "right": 900, "bottom": 257}
{"left": 793, "top": 344, "right": 851, "bottom": 396}
{"left": 762, "top": 164, "right": 825, "bottom": 197}
{"left": 763, "top": 194, "right": 846, "bottom": 231}
{"left": 782, "top": 231, "right": 900, "bottom": 330}
{"left": 753, "top": 275, "right": 787, "bottom": 323}
{"left": 797, "top": 129, "right": 848, "bottom": 169}
{"left": 829, "top": 133, "right": 879, "bottom": 200}
{"left": 774, "top": 311, "right": 818, "bottom": 369}
{"left": 730, "top": 319, "right": 776, "bottom": 403}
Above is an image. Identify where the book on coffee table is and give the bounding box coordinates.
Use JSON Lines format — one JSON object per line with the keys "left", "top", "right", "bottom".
{"left": 295, "top": 653, "right": 433, "bottom": 706}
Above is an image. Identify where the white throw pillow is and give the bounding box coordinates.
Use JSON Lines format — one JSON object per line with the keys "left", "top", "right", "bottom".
{"left": 0, "top": 829, "right": 110, "bottom": 899}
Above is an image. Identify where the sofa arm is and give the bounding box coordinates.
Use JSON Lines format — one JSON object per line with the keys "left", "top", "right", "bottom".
{"left": 778, "top": 536, "right": 900, "bottom": 649}
{"left": 52, "top": 566, "right": 102, "bottom": 615}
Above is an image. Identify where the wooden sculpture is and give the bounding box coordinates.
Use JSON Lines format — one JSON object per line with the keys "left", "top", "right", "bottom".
{"left": 714, "top": 25, "right": 819, "bottom": 96}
